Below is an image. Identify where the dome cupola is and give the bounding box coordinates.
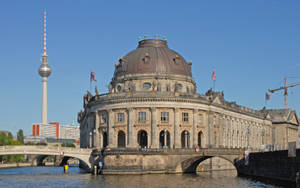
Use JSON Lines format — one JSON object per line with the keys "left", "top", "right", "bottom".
{"left": 113, "top": 39, "right": 192, "bottom": 79}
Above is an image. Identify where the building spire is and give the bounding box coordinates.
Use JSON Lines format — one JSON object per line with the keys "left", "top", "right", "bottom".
{"left": 43, "top": 9, "right": 47, "bottom": 56}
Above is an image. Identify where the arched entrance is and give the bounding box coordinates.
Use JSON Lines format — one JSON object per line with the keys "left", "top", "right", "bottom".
{"left": 117, "top": 130, "right": 126, "bottom": 148}
{"left": 159, "top": 130, "right": 170, "bottom": 148}
{"left": 137, "top": 130, "right": 148, "bottom": 148}
{"left": 181, "top": 130, "right": 190, "bottom": 148}
{"left": 198, "top": 131, "right": 203, "bottom": 148}
{"left": 103, "top": 132, "right": 108, "bottom": 148}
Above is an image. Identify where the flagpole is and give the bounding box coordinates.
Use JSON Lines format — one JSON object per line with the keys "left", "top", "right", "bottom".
{"left": 265, "top": 97, "right": 267, "bottom": 107}
{"left": 90, "top": 80, "right": 92, "bottom": 92}
{"left": 213, "top": 80, "right": 215, "bottom": 91}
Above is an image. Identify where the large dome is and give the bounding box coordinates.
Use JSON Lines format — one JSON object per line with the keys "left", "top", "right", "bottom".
{"left": 113, "top": 39, "right": 192, "bottom": 78}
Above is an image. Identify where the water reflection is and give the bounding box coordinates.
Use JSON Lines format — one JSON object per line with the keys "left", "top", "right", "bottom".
{"left": 0, "top": 167, "right": 283, "bottom": 188}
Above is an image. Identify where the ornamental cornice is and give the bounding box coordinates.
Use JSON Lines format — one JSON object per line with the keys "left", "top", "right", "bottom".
{"left": 81, "top": 93, "right": 270, "bottom": 123}
{"left": 134, "top": 123, "right": 150, "bottom": 127}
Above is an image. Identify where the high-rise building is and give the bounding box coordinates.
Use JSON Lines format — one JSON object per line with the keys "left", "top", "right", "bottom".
{"left": 32, "top": 122, "right": 79, "bottom": 140}
{"left": 38, "top": 9, "right": 51, "bottom": 124}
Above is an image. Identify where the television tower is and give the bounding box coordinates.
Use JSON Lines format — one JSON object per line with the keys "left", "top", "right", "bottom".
{"left": 38, "top": 9, "right": 51, "bottom": 124}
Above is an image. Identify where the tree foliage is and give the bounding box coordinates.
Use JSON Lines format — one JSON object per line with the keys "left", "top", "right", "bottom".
{"left": 61, "top": 142, "right": 75, "bottom": 148}
{"left": 17, "top": 129, "right": 24, "bottom": 144}
{"left": 0, "top": 132, "right": 24, "bottom": 163}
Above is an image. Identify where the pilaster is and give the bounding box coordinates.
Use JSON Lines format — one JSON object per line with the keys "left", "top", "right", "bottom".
{"left": 192, "top": 109, "right": 197, "bottom": 148}
{"left": 150, "top": 107, "right": 158, "bottom": 148}
{"left": 128, "top": 108, "right": 136, "bottom": 147}
{"left": 94, "top": 111, "right": 100, "bottom": 148}
{"left": 108, "top": 109, "right": 115, "bottom": 148}
{"left": 174, "top": 108, "right": 180, "bottom": 148}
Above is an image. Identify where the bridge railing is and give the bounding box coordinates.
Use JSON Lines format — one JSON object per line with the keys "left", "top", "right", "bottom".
{"left": 102, "top": 148, "right": 245, "bottom": 155}
{"left": 0, "top": 146, "right": 92, "bottom": 154}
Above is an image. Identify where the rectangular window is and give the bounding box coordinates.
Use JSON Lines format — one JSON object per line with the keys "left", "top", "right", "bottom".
{"left": 101, "top": 113, "right": 107, "bottom": 123}
{"left": 138, "top": 112, "right": 146, "bottom": 122}
{"left": 212, "top": 116, "right": 216, "bottom": 125}
{"left": 117, "top": 113, "right": 124, "bottom": 122}
{"left": 198, "top": 114, "right": 203, "bottom": 124}
{"left": 157, "top": 84, "right": 161, "bottom": 92}
{"left": 166, "top": 84, "right": 170, "bottom": 92}
{"left": 161, "top": 112, "right": 169, "bottom": 122}
{"left": 182, "top": 112, "right": 189, "bottom": 122}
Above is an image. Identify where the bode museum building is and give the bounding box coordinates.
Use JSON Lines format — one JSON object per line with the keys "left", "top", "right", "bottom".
{"left": 78, "top": 38, "right": 299, "bottom": 150}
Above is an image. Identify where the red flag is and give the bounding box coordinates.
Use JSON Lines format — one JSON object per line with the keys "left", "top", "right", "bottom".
{"left": 90, "top": 72, "right": 96, "bottom": 82}
{"left": 265, "top": 92, "right": 270, "bottom": 100}
{"left": 212, "top": 70, "right": 216, "bottom": 82}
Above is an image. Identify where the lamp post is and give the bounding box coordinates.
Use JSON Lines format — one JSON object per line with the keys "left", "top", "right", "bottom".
{"left": 184, "top": 131, "right": 188, "bottom": 149}
{"left": 89, "top": 131, "right": 92, "bottom": 148}
{"left": 247, "top": 126, "right": 250, "bottom": 149}
{"left": 93, "top": 129, "right": 96, "bottom": 148}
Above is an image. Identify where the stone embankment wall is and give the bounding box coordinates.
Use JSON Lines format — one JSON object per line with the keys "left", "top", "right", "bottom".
{"left": 235, "top": 149, "right": 300, "bottom": 183}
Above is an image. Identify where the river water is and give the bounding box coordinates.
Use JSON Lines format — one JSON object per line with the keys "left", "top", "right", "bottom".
{"left": 0, "top": 166, "right": 283, "bottom": 188}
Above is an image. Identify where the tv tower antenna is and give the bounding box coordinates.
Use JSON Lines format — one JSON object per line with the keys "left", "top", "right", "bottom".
{"left": 38, "top": 9, "right": 52, "bottom": 124}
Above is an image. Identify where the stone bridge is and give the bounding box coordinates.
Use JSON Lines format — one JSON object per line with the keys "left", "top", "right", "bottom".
{"left": 0, "top": 146, "right": 93, "bottom": 170}
{"left": 100, "top": 148, "right": 245, "bottom": 174}
{"left": 0, "top": 146, "right": 245, "bottom": 174}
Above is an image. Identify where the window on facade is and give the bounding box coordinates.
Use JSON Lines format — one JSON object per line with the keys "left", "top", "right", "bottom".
{"left": 198, "top": 114, "right": 203, "bottom": 124}
{"left": 176, "top": 83, "right": 182, "bottom": 91}
{"left": 182, "top": 112, "right": 189, "bottom": 122}
{"left": 212, "top": 116, "right": 216, "bottom": 125}
{"left": 117, "top": 85, "right": 122, "bottom": 92}
{"left": 117, "top": 113, "right": 124, "bottom": 122}
{"left": 143, "top": 82, "right": 151, "bottom": 90}
{"left": 166, "top": 84, "right": 170, "bottom": 92}
{"left": 157, "top": 83, "right": 161, "bottom": 92}
{"left": 138, "top": 112, "right": 146, "bottom": 122}
{"left": 161, "top": 112, "right": 169, "bottom": 122}
{"left": 101, "top": 113, "right": 107, "bottom": 123}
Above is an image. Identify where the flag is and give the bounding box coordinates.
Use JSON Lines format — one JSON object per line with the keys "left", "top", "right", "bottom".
{"left": 90, "top": 72, "right": 96, "bottom": 82}
{"left": 212, "top": 70, "right": 216, "bottom": 82}
{"left": 265, "top": 92, "right": 270, "bottom": 100}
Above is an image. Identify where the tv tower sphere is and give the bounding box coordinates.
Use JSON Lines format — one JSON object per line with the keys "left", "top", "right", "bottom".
{"left": 38, "top": 57, "right": 51, "bottom": 77}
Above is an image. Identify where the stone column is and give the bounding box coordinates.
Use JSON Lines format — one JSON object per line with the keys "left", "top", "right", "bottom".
{"left": 174, "top": 108, "right": 180, "bottom": 148}
{"left": 128, "top": 108, "right": 136, "bottom": 148}
{"left": 193, "top": 109, "right": 197, "bottom": 148}
{"left": 150, "top": 107, "right": 158, "bottom": 148}
{"left": 164, "top": 129, "right": 167, "bottom": 148}
{"left": 94, "top": 111, "right": 100, "bottom": 148}
{"left": 108, "top": 109, "right": 115, "bottom": 148}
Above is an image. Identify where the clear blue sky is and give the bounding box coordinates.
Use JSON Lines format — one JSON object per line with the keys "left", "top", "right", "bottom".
{"left": 0, "top": 1, "right": 299, "bottom": 136}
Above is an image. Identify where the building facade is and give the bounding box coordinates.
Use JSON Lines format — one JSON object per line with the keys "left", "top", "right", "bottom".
{"left": 32, "top": 122, "right": 80, "bottom": 140}
{"left": 78, "top": 38, "right": 299, "bottom": 150}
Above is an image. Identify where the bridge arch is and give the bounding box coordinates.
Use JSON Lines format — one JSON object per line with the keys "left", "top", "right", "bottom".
{"left": 177, "top": 155, "right": 238, "bottom": 173}
{"left": 0, "top": 146, "right": 92, "bottom": 170}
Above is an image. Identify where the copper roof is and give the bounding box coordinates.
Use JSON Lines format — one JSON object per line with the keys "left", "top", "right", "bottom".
{"left": 113, "top": 39, "right": 192, "bottom": 78}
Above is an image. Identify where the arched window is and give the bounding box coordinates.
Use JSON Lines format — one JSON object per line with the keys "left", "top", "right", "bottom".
{"left": 181, "top": 130, "right": 190, "bottom": 148}
{"left": 159, "top": 130, "right": 170, "bottom": 148}
{"left": 103, "top": 132, "right": 108, "bottom": 148}
{"left": 198, "top": 131, "right": 203, "bottom": 148}
{"left": 117, "top": 130, "right": 126, "bottom": 148}
{"left": 137, "top": 130, "right": 148, "bottom": 148}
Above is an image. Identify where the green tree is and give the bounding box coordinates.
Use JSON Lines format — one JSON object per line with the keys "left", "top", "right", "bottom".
{"left": 0, "top": 132, "right": 24, "bottom": 163}
{"left": 7, "top": 132, "right": 13, "bottom": 141}
{"left": 17, "top": 129, "right": 24, "bottom": 144}
{"left": 62, "top": 142, "right": 75, "bottom": 148}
